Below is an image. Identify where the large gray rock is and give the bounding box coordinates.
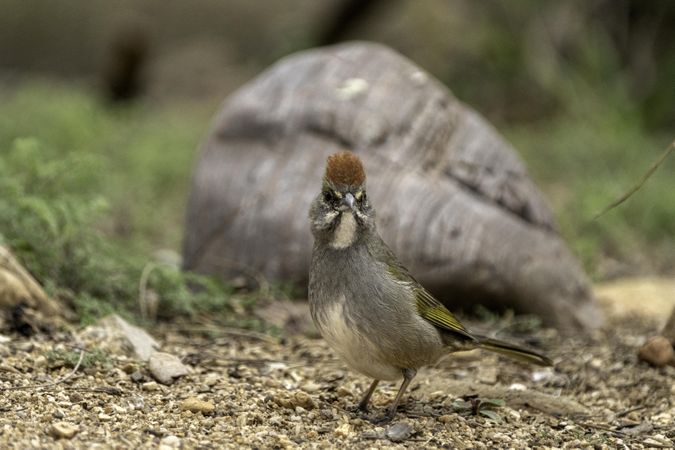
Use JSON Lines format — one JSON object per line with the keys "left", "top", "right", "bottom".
{"left": 183, "top": 41, "right": 603, "bottom": 332}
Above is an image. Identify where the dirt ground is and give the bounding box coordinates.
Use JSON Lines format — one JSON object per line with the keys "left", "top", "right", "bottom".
{"left": 1, "top": 295, "right": 674, "bottom": 449}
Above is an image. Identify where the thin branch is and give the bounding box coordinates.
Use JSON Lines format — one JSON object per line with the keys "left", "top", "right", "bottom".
{"left": 174, "top": 325, "right": 279, "bottom": 344}
{"left": 593, "top": 139, "right": 675, "bottom": 220}
{"left": 0, "top": 348, "right": 84, "bottom": 392}
{"left": 52, "top": 348, "right": 85, "bottom": 385}
{"left": 614, "top": 404, "right": 648, "bottom": 419}
{"left": 138, "top": 262, "right": 159, "bottom": 321}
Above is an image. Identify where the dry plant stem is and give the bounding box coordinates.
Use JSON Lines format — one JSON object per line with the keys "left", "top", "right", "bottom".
{"left": 593, "top": 139, "right": 675, "bottom": 220}
{"left": 53, "top": 348, "right": 85, "bottom": 385}
{"left": 0, "top": 348, "right": 84, "bottom": 392}
{"left": 0, "top": 245, "right": 63, "bottom": 316}
{"left": 138, "top": 262, "right": 159, "bottom": 321}
{"left": 175, "top": 325, "right": 279, "bottom": 344}
{"left": 138, "top": 261, "right": 176, "bottom": 321}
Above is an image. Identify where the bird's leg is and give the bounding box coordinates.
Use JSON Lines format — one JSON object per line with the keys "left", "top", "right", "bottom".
{"left": 369, "top": 368, "right": 416, "bottom": 424}
{"left": 355, "top": 379, "right": 379, "bottom": 412}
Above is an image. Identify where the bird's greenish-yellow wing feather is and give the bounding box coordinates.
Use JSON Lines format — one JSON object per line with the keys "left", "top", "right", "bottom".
{"left": 369, "top": 236, "right": 475, "bottom": 340}
{"left": 413, "top": 287, "right": 472, "bottom": 338}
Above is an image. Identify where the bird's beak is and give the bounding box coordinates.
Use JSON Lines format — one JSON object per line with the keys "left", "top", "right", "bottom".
{"left": 342, "top": 192, "right": 355, "bottom": 210}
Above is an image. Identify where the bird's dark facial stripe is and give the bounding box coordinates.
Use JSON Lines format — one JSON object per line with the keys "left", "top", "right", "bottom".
{"left": 322, "top": 189, "right": 342, "bottom": 206}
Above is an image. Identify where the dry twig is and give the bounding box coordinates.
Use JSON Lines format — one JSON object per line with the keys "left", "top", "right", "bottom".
{"left": 593, "top": 139, "right": 675, "bottom": 220}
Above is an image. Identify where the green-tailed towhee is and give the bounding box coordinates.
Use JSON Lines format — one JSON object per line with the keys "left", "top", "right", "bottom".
{"left": 308, "top": 151, "right": 552, "bottom": 423}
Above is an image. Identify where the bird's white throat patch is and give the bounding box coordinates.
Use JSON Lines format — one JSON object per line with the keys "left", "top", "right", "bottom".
{"left": 331, "top": 212, "right": 357, "bottom": 249}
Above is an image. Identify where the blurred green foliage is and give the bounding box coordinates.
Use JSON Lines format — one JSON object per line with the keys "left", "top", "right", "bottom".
{"left": 0, "top": 84, "right": 233, "bottom": 324}
{"left": 505, "top": 81, "right": 674, "bottom": 277}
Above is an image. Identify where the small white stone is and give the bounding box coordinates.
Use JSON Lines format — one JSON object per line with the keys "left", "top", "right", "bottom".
{"left": 148, "top": 352, "right": 188, "bottom": 385}
{"left": 159, "top": 435, "right": 181, "bottom": 450}
{"left": 48, "top": 422, "right": 79, "bottom": 439}
{"left": 142, "top": 381, "right": 159, "bottom": 391}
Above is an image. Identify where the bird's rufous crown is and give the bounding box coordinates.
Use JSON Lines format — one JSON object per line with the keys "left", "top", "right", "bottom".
{"left": 325, "top": 151, "right": 366, "bottom": 186}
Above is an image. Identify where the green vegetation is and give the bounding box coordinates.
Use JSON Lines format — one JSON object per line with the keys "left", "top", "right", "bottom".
{"left": 0, "top": 83, "right": 232, "bottom": 324}
{"left": 505, "top": 82, "right": 675, "bottom": 277}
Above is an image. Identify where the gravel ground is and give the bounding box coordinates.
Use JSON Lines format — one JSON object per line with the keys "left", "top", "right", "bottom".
{"left": 0, "top": 314, "right": 673, "bottom": 449}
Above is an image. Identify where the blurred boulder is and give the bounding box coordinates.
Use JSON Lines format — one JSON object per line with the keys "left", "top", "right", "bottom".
{"left": 183, "top": 42, "right": 602, "bottom": 332}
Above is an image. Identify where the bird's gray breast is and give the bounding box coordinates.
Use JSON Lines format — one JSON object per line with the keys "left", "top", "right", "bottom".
{"left": 309, "top": 242, "right": 445, "bottom": 380}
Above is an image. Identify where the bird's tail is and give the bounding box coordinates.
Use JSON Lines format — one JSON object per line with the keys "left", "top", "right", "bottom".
{"left": 475, "top": 335, "right": 553, "bottom": 367}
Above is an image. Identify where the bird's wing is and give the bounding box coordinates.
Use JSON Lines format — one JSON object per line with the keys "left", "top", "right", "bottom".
{"left": 368, "top": 236, "right": 475, "bottom": 341}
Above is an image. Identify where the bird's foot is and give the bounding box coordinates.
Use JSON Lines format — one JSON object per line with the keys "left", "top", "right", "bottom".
{"left": 347, "top": 403, "right": 369, "bottom": 415}
{"left": 366, "top": 410, "right": 396, "bottom": 424}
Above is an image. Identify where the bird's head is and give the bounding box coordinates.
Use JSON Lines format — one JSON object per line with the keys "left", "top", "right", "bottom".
{"left": 309, "top": 151, "right": 375, "bottom": 248}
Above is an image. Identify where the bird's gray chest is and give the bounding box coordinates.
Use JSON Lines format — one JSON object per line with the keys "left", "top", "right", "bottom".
{"left": 313, "top": 293, "right": 402, "bottom": 381}
{"left": 309, "top": 245, "right": 433, "bottom": 381}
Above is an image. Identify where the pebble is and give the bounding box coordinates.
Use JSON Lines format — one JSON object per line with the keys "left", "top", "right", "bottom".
{"left": 293, "top": 391, "right": 317, "bottom": 409}
{"left": 438, "top": 414, "right": 454, "bottom": 423}
{"left": 301, "top": 382, "right": 321, "bottom": 393}
{"left": 650, "top": 412, "right": 673, "bottom": 426}
{"left": 33, "top": 355, "right": 47, "bottom": 367}
{"left": 386, "top": 422, "right": 413, "bottom": 442}
{"left": 204, "top": 373, "right": 220, "bottom": 386}
{"left": 477, "top": 366, "right": 498, "bottom": 385}
{"left": 130, "top": 371, "right": 144, "bottom": 382}
{"left": 643, "top": 436, "right": 672, "bottom": 448}
{"left": 638, "top": 336, "right": 674, "bottom": 366}
{"left": 142, "top": 381, "right": 159, "bottom": 391}
{"left": 505, "top": 408, "right": 521, "bottom": 422}
{"left": 48, "top": 422, "right": 79, "bottom": 439}
{"left": 180, "top": 397, "right": 215, "bottom": 414}
{"left": 158, "top": 435, "right": 181, "bottom": 450}
{"left": 69, "top": 392, "right": 84, "bottom": 403}
{"left": 334, "top": 422, "right": 352, "bottom": 438}
{"left": 273, "top": 391, "right": 317, "bottom": 410}
{"left": 336, "top": 386, "right": 352, "bottom": 398}
{"left": 148, "top": 352, "right": 189, "bottom": 385}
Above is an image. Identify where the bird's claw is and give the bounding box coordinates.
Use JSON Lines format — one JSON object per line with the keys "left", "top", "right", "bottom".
{"left": 366, "top": 412, "right": 395, "bottom": 424}
{"left": 347, "top": 403, "right": 369, "bottom": 415}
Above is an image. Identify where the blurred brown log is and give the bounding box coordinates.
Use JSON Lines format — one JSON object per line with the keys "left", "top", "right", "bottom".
{"left": 0, "top": 246, "right": 69, "bottom": 334}
{"left": 183, "top": 42, "right": 603, "bottom": 332}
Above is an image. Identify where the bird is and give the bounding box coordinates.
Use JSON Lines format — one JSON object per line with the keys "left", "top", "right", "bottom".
{"left": 308, "top": 151, "right": 552, "bottom": 423}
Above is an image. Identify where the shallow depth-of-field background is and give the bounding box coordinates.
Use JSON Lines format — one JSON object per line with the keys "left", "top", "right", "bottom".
{"left": 1, "top": 1, "right": 673, "bottom": 323}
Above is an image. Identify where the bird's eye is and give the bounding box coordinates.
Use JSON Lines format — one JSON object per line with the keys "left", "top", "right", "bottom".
{"left": 323, "top": 191, "right": 335, "bottom": 203}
